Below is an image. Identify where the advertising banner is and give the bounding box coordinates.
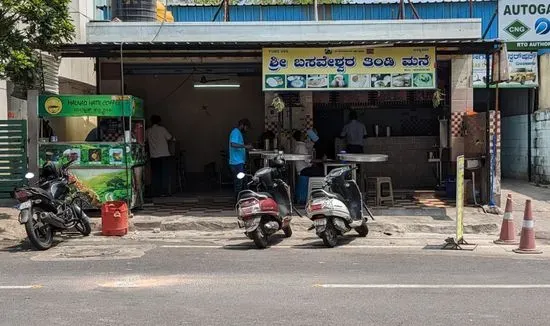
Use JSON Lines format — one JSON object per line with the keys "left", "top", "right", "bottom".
{"left": 499, "top": 0, "right": 550, "bottom": 50}
{"left": 38, "top": 95, "right": 144, "bottom": 118}
{"left": 473, "top": 52, "right": 538, "bottom": 88}
{"left": 262, "top": 47, "right": 436, "bottom": 91}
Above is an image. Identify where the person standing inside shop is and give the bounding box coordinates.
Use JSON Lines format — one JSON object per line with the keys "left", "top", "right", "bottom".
{"left": 340, "top": 110, "right": 367, "bottom": 154}
{"left": 229, "top": 119, "right": 253, "bottom": 198}
{"left": 146, "top": 115, "right": 174, "bottom": 197}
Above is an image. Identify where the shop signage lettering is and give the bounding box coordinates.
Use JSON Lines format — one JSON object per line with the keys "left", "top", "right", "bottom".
{"left": 499, "top": 0, "right": 550, "bottom": 50}
{"left": 472, "top": 52, "right": 538, "bottom": 88}
{"left": 38, "top": 95, "right": 144, "bottom": 118}
{"left": 263, "top": 47, "right": 436, "bottom": 91}
{"left": 502, "top": 4, "right": 550, "bottom": 16}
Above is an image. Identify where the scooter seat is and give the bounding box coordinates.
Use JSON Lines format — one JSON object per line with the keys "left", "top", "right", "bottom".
{"left": 238, "top": 190, "right": 273, "bottom": 201}
{"left": 311, "top": 189, "right": 344, "bottom": 202}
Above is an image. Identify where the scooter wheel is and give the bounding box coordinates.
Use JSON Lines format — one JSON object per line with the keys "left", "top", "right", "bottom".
{"left": 355, "top": 220, "right": 369, "bottom": 237}
{"left": 252, "top": 227, "right": 268, "bottom": 249}
{"left": 320, "top": 221, "right": 338, "bottom": 248}
{"left": 282, "top": 225, "right": 292, "bottom": 238}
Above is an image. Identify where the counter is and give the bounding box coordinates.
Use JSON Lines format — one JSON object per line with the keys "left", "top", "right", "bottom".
{"left": 38, "top": 141, "right": 146, "bottom": 208}
{"left": 363, "top": 136, "right": 439, "bottom": 189}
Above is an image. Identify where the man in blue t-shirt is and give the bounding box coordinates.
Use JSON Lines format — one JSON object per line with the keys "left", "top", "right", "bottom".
{"left": 229, "top": 119, "right": 253, "bottom": 197}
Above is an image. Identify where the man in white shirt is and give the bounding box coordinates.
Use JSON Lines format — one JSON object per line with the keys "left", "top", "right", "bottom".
{"left": 340, "top": 110, "right": 367, "bottom": 153}
{"left": 146, "top": 115, "right": 174, "bottom": 197}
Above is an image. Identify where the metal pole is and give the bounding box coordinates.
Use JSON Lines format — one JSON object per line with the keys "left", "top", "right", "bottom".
{"left": 485, "top": 53, "right": 491, "bottom": 205}
{"left": 223, "top": 0, "right": 230, "bottom": 22}
{"left": 527, "top": 88, "right": 533, "bottom": 182}
{"left": 314, "top": 0, "right": 319, "bottom": 21}
{"left": 469, "top": 0, "right": 473, "bottom": 18}
{"left": 120, "top": 42, "right": 131, "bottom": 209}
{"left": 482, "top": 8, "right": 498, "bottom": 39}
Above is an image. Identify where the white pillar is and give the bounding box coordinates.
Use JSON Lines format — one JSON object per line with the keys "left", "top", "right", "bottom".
{"left": 0, "top": 79, "right": 8, "bottom": 119}
{"left": 27, "top": 90, "right": 39, "bottom": 175}
{"left": 539, "top": 53, "right": 550, "bottom": 111}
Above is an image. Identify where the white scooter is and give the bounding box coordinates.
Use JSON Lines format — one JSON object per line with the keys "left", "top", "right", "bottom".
{"left": 305, "top": 166, "right": 372, "bottom": 247}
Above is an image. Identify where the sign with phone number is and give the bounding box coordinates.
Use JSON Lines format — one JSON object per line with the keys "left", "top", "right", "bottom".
{"left": 262, "top": 47, "right": 436, "bottom": 91}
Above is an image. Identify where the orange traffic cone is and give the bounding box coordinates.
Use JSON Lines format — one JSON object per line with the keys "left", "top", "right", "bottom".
{"left": 513, "top": 199, "right": 542, "bottom": 254}
{"left": 494, "top": 194, "right": 518, "bottom": 245}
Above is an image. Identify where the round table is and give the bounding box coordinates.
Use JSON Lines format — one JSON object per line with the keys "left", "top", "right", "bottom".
{"left": 337, "top": 153, "right": 389, "bottom": 203}
{"left": 249, "top": 150, "right": 278, "bottom": 167}
{"left": 337, "top": 154, "right": 389, "bottom": 163}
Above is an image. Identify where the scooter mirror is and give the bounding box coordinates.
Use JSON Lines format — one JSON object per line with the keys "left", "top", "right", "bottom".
{"left": 25, "top": 172, "right": 35, "bottom": 179}
{"left": 237, "top": 172, "right": 246, "bottom": 180}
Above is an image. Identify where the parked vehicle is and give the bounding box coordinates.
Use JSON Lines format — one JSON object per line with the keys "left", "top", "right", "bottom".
{"left": 12, "top": 158, "right": 91, "bottom": 250}
{"left": 235, "top": 156, "right": 293, "bottom": 249}
{"left": 305, "top": 166, "right": 369, "bottom": 247}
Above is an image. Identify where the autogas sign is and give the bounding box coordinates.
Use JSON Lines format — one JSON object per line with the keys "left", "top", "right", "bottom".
{"left": 499, "top": 0, "right": 550, "bottom": 50}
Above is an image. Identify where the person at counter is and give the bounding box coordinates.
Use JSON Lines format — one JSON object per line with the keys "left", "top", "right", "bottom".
{"left": 85, "top": 119, "right": 108, "bottom": 142}
{"left": 146, "top": 115, "right": 174, "bottom": 197}
{"left": 293, "top": 130, "right": 323, "bottom": 177}
{"left": 229, "top": 118, "right": 253, "bottom": 198}
{"left": 340, "top": 111, "right": 367, "bottom": 154}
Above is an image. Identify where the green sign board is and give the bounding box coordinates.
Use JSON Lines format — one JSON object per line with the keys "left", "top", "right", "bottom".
{"left": 38, "top": 95, "right": 144, "bottom": 118}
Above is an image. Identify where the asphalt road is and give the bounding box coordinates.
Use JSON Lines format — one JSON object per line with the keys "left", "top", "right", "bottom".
{"left": 1, "top": 238, "right": 550, "bottom": 326}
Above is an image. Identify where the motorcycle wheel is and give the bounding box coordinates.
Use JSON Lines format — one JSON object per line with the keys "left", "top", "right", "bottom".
{"left": 282, "top": 225, "right": 292, "bottom": 238}
{"left": 355, "top": 220, "right": 369, "bottom": 237}
{"left": 320, "top": 220, "right": 338, "bottom": 248}
{"left": 24, "top": 208, "right": 53, "bottom": 250}
{"left": 252, "top": 227, "right": 268, "bottom": 249}
{"left": 73, "top": 205, "right": 91, "bottom": 236}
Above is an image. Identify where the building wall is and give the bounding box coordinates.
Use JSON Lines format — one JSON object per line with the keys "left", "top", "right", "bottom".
{"left": 533, "top": 110, "right": 550, "bottom": 185}
{"left": 95, "top": 1, "right": 499, "bottom": 38}
{"left": 58, "top": 0, "right": 96, "bottom": 87}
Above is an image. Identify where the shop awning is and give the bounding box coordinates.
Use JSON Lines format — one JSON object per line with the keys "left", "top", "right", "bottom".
{"left": 57, "top": 39, "right": 502, "bottom": 58}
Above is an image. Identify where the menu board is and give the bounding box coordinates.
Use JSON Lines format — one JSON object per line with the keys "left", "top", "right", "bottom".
{"left": 262, "top": 47, "right": 436, "bottom": 91}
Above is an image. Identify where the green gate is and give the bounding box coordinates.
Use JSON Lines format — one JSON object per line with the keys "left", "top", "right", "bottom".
{"left": 0, "top": 120, "right": 27, "bottom": 203}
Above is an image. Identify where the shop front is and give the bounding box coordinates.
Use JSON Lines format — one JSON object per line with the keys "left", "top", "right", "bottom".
{"left": 55, "top": 19, "right": 502, "bottom": 207}
{"left": 261, "top": 46, "right": 444, "bottom": 193}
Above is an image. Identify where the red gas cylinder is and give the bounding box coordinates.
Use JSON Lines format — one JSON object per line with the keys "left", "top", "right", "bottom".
{"left": 101, "top": 201, "right": 129, "bottom": 236}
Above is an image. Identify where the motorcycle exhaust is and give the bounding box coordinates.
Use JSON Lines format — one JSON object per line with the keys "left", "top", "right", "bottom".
{"left": 40, "top": 212, "right": 65, "bottom": 229}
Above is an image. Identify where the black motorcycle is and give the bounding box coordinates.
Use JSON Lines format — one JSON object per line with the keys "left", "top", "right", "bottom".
{"left": 12, "top": 159, "right": 91, "bottom": 250}
{"left": 235, "top": 156, "right": 294, "bottom": 249}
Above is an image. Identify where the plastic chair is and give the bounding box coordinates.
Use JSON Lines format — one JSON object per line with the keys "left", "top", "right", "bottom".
{"left": 368, "top": 177, "right": 394, "bottom": 206}
{"left": 307, "top": 177, "right": 326, "bottom": 202}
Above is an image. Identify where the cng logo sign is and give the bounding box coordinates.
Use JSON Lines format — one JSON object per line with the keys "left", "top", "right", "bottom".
{"left": 504, "top": 19, "right": 530, "bottom": 39}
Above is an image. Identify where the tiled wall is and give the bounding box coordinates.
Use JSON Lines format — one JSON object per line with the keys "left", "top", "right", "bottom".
{"left": 450, "top": 55, "right": 473, "bottom": 161}
{"left": 364, "top": 136, "right": 439, "bottom": 189}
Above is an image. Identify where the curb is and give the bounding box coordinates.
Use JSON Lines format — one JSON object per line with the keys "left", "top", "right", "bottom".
{"left": 91, "top": 217, "right": 500, "bottom": 235}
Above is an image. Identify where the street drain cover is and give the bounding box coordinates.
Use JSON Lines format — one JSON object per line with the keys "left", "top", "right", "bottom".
{"left": 31, "top": 245, "right": 154, "bottom": 261}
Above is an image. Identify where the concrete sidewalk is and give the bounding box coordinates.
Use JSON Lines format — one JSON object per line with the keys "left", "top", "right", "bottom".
{"left": 1, "top": 178, "right": 549, "bottom": 242}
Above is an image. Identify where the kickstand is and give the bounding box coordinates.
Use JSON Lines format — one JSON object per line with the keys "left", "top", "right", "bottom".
{"left": 293, "top": 208, "right": 304, "bottom": 218}
{"left": 363, "top": 202, "right": 375, "bottom": 221}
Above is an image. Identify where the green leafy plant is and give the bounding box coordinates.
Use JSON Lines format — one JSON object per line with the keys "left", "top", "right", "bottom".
{"left": 0, "top": 0, "right": 74, "bottom": 90}
{"left": 432, "top": 88, "right": 446, "bottom": 108}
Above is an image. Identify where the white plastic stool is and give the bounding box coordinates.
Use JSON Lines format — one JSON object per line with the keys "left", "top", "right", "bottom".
{"left": 369, "top": 177, "right": 394, "bottom": 206}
